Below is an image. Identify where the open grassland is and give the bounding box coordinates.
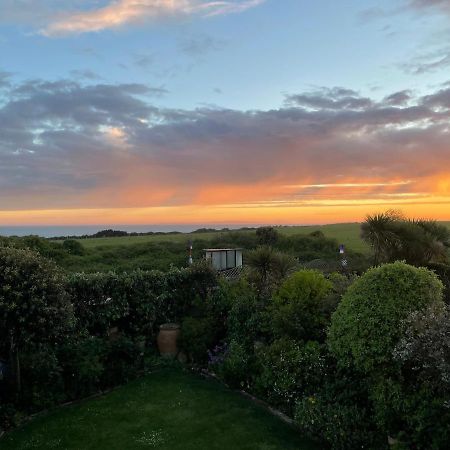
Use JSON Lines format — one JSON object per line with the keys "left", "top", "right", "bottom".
{"left": 74, "top": 222, "right": 450, "bottom": 254}
{"left": 1, "top": 370, "right": 318, "bottom": 450}
{"left": 76, "top": 223, "right": 370, "bottom": 252}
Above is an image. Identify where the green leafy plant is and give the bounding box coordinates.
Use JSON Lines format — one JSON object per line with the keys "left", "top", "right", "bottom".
{"left": 328, "top": 261, "right": 444, "bottom": 373}
{"left": 269, "top": 270, "right": 333, "bottom": 342}
{"left": 0, "top": 247, "right": 74, "bottom": 393}
{"left": 254, "top": 339, "right": 326, "bottom": 414}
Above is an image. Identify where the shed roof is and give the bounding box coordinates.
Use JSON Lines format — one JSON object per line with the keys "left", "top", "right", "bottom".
{"left": 203, "top": 248, "right": 243, "bottom": 252}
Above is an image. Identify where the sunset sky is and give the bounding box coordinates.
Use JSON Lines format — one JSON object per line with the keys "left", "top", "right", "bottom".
{"left": 1, "top": 0, "right": 450, "bottom": 228}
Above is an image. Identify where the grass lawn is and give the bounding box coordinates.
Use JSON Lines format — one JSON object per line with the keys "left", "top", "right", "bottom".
{"left": 1, "top": 370, "right": 318, "bottom": 450}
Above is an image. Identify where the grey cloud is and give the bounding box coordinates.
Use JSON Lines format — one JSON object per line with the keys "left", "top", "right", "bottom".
{"left": 133, "top": 53, "right": 155, "bottom": 69}
{"left": 357, "top": 7, "right": 391, "bottom": 23}
{"left": 0, "top": 70, "right": 13, "bottom": 89}
{"left": 383, "top": 90, "right": 412, "bottom": 106}
{"left": 402, "top": 48, "right": 450, "bottom": 75}
{"left": 1, "top": 78, "right": 450, "bottom": 209}
{"left": 70, "top": 69, "right": 102, "bottom": 80}
{"left": 178, "top": 34, "right": 226, "bottom": 57}
{"left": 285, "top": 87, "right": 374, "bottom": 111}
{"left": 409, "top": 0, "right": 450, "bottom": 15}
{"left": 422, "top": 86, "right": 450, "bottom": 108}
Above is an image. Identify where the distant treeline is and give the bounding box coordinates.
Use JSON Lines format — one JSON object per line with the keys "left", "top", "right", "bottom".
{"left": 50, "top": 227, "right": 258, "bottom": 240}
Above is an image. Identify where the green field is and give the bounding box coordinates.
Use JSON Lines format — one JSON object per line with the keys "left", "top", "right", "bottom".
{"left": 1, "top": 370, "right": 317, "bottom": 450}
{"left": 75, "top": 223, "right": 370, "bottom": 253}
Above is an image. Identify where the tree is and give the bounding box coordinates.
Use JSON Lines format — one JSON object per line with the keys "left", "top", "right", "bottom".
{"left": 62, "top": 239, "right": 85, "bottom": 256}
{"left": 360, "top": 210, "right": 402, "bottom": 265}
{"left": 256, "top": 226, "right": 279, "bottom": 246}
{"left": 361, "top": 210, "right": 450, "bottom": 266}
{"left": 0, "top": 247, "right": 74, "bottom": 392}
{"left": 246, "top": 246, "right": 296, "bottom": 300}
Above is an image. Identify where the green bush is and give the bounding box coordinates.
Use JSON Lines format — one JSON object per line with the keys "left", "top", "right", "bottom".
{"left": 217, "top": 340, "right": 256, "bottom": 389}
{"left": 254, "top": 339, "right": 326, "bottom": 414}
{"left": 62, "top": 239, "right": 85, "bottom": 256}
{"left": 328, "top": 261, "right": 444, "bottom": 373}
{"left": 58, "top": 335, "right": 106, "bottom": 399}
{"left": 226, "top": 279, "right": 263, "bottom": 349}
{"left": 101, "top": 336, "right": 143, "bottom": 387}
{"left": 20, "top": 346, "right": 65, "bottom": 410}
{"left": 0, "top": 247, "right": 74, "bottom": 393}
{"left": 427, "top": 263, "right": 450, "bottom": 304}
{"left": 67, "top": 263, "right": 218, "bottom": 339}
{"left": 295, "top": 373, "right": 384, "bottom": 450}
{"left": 269, "top": 270, "right": 333, "bottom": 342}
{"left": 388, "top": 305, "right": 450, "bottom": 448}
{"left": 179, "top": 316, "right": 217, "bottom": 363}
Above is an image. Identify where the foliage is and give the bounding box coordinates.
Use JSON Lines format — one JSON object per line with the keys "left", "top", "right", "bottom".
{"left": 383, "top": 305, "right": 450, "bottom": 448}
{"left": 67, "top": 263, "right": 218, "bottom": 338}
{"left": 245, "top": 246, "right": 298, "bottom": 300}
{"left": 62, "top": 239, "right": 85, "bottom": 255}
{"left": 295, "top": 371, "right": 384, "bottom": 450}
{"left": 216, "top": 340, "right": 256, "bottom": 389}
{"left": 20, "top": 345, "right": 65, "bottom": 410}
{"left": 362, "top": 210, "right": 450, "bottom": 266}
{"left": 328, "top": 262, "right": 444, "bottom": 374}
{"left": 0, "top": 247, "right": 74, "bottom": 392}
{"left": 179, "top": 316, "right": 217, "bottom": 363}
{"left": 226, "top": 279, "right": 263, "bottom": 348}
{"left": 277, "top": 233, "right": 340, "bottom": 262}
{"left": 58, "top": 335, "right": 106, "bottom": 399}
{"left": 254, "top": 339, "right": 326, "bottom": 414}
{"left": 100, "top": 336, "right": 143, "bottom": 387}
{"left": 428, "top": 262, "right": 450, "bottom": 304}
{"left": 395, "top": 305, "right": 450, "bottom": 393}
{"left": 256, "top": 226, "right": 279, "bottom": 246}
{"left": 269, "top": 270, "right": 333, "bottom": 342}
{"left": 361, "top": 209, "right": 402, "bottom": 264}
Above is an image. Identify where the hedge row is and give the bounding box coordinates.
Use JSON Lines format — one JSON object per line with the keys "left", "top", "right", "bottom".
{"left": 66, "top": 264, "right": 217, "bottom": 340}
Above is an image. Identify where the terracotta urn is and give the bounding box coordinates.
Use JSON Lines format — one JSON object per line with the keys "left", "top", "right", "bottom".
{"left": 157, "top": 323, "right": 180, "bottom": 358}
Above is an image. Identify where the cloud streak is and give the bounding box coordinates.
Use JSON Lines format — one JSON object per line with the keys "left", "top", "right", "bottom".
{"left": 38, "top": 0, "right": 265, "bottom": 36}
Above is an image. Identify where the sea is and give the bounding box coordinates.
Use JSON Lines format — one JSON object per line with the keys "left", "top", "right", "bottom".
{"left": 0, "top": 224, "right": 257, "bottom": 238}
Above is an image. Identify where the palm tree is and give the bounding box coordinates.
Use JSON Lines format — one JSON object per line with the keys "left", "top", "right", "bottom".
{"left": 361, "top": 210, "right": 402, "bottom": 265}
{"left": 362, "top": 211, "right": 450, "bottom": 266}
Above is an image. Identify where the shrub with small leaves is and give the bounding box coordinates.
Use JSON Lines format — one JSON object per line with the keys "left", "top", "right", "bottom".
{"left": 269, "top": 270, "right": 333, "bottom": 342}
{"left": 328, "top": 261, "right": 444, "bottom": 374}
{"left": 254, "top": 339, "right": 326, "bottom": 414}
{"left": 0, "top": 247, "right": 74, "bottom": 393}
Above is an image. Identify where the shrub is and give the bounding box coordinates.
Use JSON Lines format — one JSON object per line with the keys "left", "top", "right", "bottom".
{"left": 67, "top": 263, "right": 218, "bottom": 339}
{"left": 62, "top": 239, "right": 85, "bottom": 256}
{"left": 0, "top": 247, "right": 74, "bottom": 393}
{"left": 256, "top": 226, "right": 279, "bottom": 246}
{"left": 254, "top": 339, "right": 326, "bottom": 414}
{"left": 179, "top": 316, "right": 217, "bottom": 363}
{"left": 388, "top": 305, "right": 450, "bottom": 448}
{"left": 295, "top": 372, "right": 383, "bottom": 450}
{"left": 427, "top": 263, "right": 450, "bottom": 304}
{"left": 328, "top": 261, "right": 444, "bottom": 374}
{"left": 20, "top": 346, "right": 65, "bottom": 410}
{"left": 216, "top": 340, "right": 256, "bottom": 389}
{"left": 101, "top": 336, "right": 143, "bottom": 387}
{"left": 269, "top": 270, "right": 333, "bottom": 342}
{"left": 226, "top": 279, "right": 263, "bottom": 349}
{"left": 58, "top": 335, "right": 105, "bottom": 399}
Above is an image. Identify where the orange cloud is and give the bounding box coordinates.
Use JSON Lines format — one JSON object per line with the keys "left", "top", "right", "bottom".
{"left": 41, "top": 0, "right": 265, "bottom": 36}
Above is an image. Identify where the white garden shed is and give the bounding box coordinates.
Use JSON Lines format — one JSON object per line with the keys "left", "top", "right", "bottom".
{"left": 204, "top": 248, "right": 243, "bottom": 271}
